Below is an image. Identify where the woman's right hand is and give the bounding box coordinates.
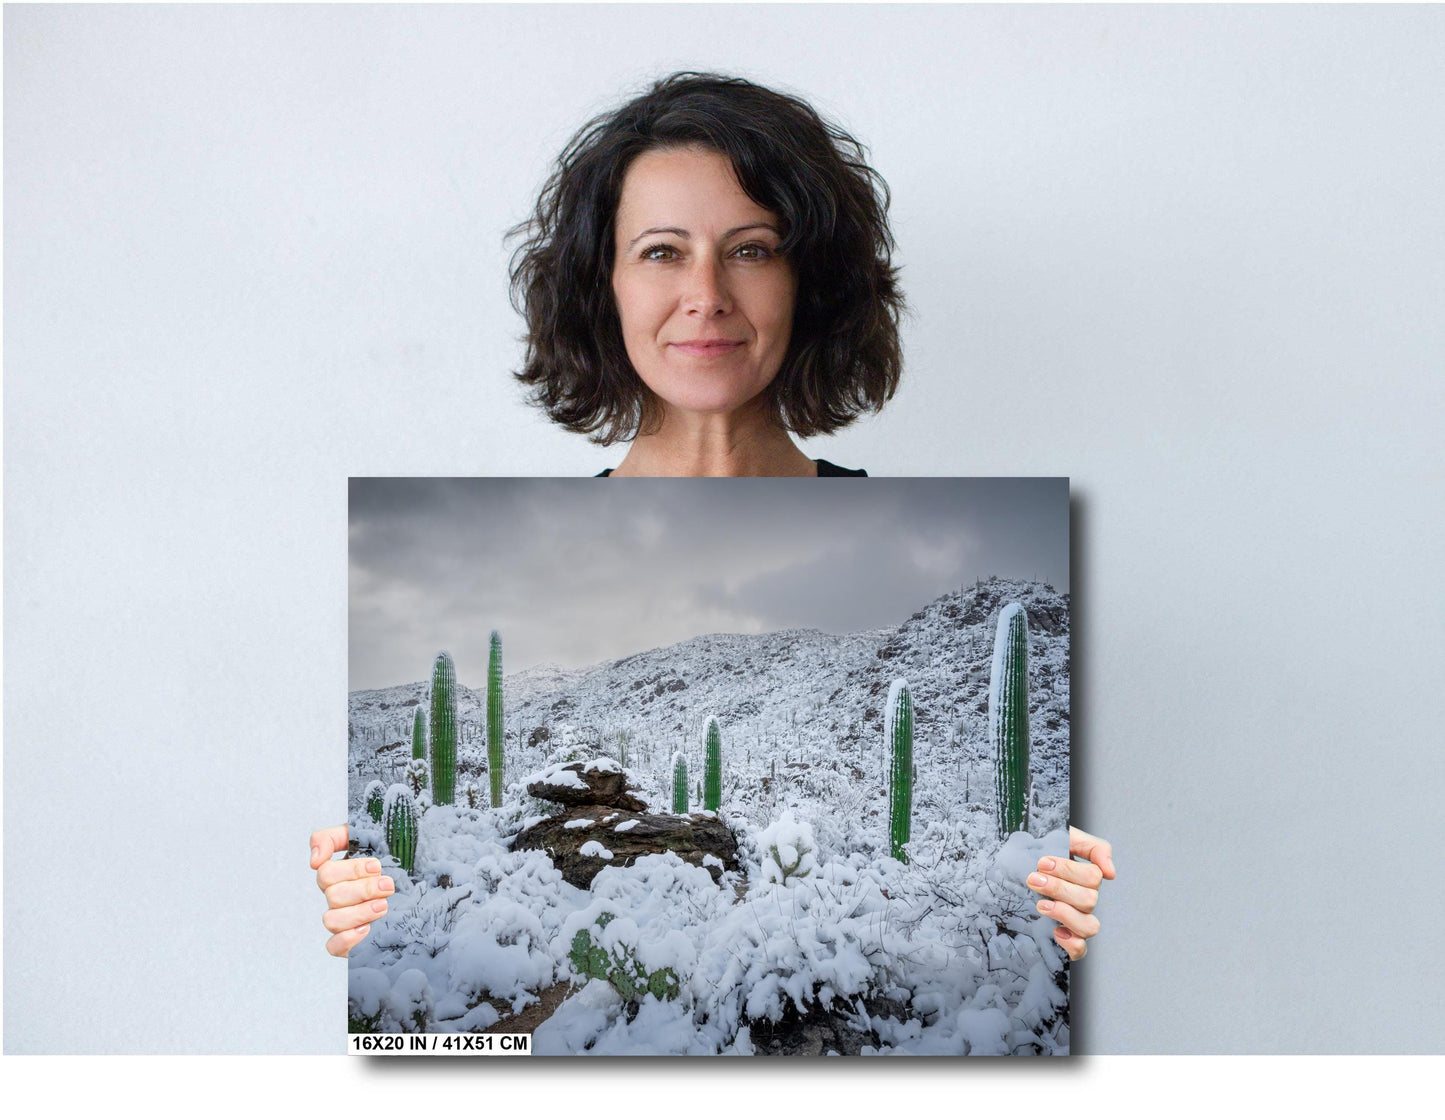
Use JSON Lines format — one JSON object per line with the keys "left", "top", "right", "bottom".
{"left": 310, "top": 825, "right": 395, "bottom": 958}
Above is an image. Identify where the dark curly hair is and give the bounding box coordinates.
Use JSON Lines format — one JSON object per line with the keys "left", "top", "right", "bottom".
{"left": 508, "top": 71, "right": 905, "bottom": 445}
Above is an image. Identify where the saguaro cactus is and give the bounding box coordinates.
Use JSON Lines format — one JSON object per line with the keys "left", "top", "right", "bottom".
{"left": 364, "top": 780, "right": 385, "bottom": 822}
{"left": 990, "top": 602, "right": 1031, "bottom": 838}
{"left": 672, "top": 751, "right": 688, "bottom": 814}
{"left": 487, "top": 630, "right": 504, "bottom": 808}
{"left": 703, "top": 716, "right": 722, "bottom": 811}
{"left": 411, "top": 707, "right": 426, "bottom": 760}
{"left": 885, "top": 678, "right": 913, "bottom": 862}
{"left": 384, "top": 784, "right": 419, "bottom": 875}
{"left": 428, "top": 651, "right": 457, "bottom": 805}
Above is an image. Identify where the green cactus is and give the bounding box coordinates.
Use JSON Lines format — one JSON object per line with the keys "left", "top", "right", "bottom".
{"left": 364, "top": 780, "right": 385, "bottom": 822}
{"left": 487, "top": 630, "right": 504, "bottom": 808}
{"left": 618, "top": 730, "right": 629, "bottom": 768}
{"left": 990, "top": 602, "right": 1031, "bottom": 838}
{"left": 428, "top": 651, "right": 457, "bottom": 805}
{"left": 886, "top": 678, "right": 913, "bottom": 862}
{"left": 568, "top": 922, "right": 679, "bottom": 1006}
{"left": 672, "top": 752, "right": 688, "bottom": 813}
{"left": 384, "top": 785, "right": 419, "bottom": 875}
{"left": 704, "top": 716, "right": 722, "bottom": 811}
{"left": 411, "top": 707, "right": 426, "bottom": 761}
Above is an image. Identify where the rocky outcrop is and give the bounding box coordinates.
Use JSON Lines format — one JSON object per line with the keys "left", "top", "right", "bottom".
{"left": 512, "top": 760, "right": 738, "bottom": 889}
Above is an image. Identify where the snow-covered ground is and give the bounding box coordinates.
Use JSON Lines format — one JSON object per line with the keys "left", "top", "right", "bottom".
{"left": 348, "top": 577, "right": 1071, "bottom": 1055}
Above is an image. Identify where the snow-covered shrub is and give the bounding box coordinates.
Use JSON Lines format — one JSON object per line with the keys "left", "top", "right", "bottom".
{"left": 448, "top": 896, "right": 557, "bottom": 1014}
{"left": 388, "top": 968, "right": 435, "bottom": 1032}
{"left": 756, "top": 811, "right": 818, "bottom": 886}
{"left": 405, "top": 757, "right": 429, "bottom": 798}
{"left": 348, "top": 967, "right": 390, "bottom": 1032}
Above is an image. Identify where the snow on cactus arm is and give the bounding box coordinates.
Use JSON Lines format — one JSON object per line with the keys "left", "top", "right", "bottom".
{"left": 885, "top": 678, "right": 913, "bottom": 862}
{"left": 428, "top": 650, "right": 458, "bottom": 805}
{"left": 989, "top": 603, "right": 1031, "bottom": 838}
{"left": 487, "top": 629, "right": 504, "bottom": 808}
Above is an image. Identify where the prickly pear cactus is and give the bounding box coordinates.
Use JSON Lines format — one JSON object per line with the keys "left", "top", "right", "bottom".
{"left": 383, "top": 784, "right": 419, "bottom": 875}
{"left": 411, "top": 707, "right": 426, "bottom": 761}
{"left": 364, "top": 780, "right": 385, "bottom": 822}
{"left": 990, "top": 602, "right": 1031, "bottom": 838}
{"left": 487, "top": 630, "right": 504, "bottom": 808}
{"left": 428, "top": 651, "right": 457, "bottom": 805}
{"left": 703, "top": 716, "right": 722, "bottom": 811}
{"left": 671, "top": 751, "right": 688, "bottom": 814}
{"left": 885, "top": 679, "right": 913, "bottom": 862}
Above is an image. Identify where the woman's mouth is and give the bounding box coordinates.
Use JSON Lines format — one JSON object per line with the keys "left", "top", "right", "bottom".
{"left": 670, "top": 340, "right": 744, "bottom": 356}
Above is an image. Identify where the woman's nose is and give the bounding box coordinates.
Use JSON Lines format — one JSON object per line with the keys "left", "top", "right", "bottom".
{"left": 682, "top": 257, "right": 732, "bottom": 317}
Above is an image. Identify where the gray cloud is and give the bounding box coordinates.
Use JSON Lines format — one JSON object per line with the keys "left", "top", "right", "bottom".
{"left": 349, "top": 478, "right": 1067, "bottom": 690}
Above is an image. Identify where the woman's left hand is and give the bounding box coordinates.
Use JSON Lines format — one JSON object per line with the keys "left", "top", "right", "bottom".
{"left": 1025, "top": 826, "right": 1115, "bottom": 961}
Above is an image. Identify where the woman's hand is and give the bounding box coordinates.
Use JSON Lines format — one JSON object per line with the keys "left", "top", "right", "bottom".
{"left": 1026, "top": 826, "right": 1115, "bottom": 961}
{"left": 310, "top": 825, "right": 395, "bottom": 958}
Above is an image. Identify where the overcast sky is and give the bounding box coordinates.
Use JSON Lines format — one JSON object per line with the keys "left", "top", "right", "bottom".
{"left": 349, "top": 477, "right": 1067, "bottom": 690}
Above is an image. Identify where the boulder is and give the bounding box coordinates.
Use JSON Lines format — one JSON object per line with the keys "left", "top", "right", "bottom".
{"left": 514, "top": 759, "right": 738, "bottom": 888}
{"left": 513, "top": 807, "right": 738, "bottom": 889}
{"left": 524, "top": 760, "right": 646, "bottom": 812}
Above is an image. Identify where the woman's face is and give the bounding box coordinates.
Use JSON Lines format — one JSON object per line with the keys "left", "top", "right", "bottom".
{"left": 611, "top": 145, "right": 797, "bottom": 422}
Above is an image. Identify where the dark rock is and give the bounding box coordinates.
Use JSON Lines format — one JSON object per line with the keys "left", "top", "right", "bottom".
{"left": 513, "top": 806, "right": 738, "bottom": 889}
{"left": 526, "top": 762, "right": 647, "bottom": 811}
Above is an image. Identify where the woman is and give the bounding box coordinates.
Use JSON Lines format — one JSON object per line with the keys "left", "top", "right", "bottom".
{"left": 313, "top": 72, "right": 1114, "bottom": 960}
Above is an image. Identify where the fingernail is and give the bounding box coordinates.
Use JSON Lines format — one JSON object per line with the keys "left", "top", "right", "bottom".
{"left": 1027, "top": 873, "right": 1048, "bottom": 888}
{"left": 355, "top": 924, "right": 370, "bottom": 937}
{"left": 371, "top": 899, "right": 388, "bottom": 914}
{"left": 379, "top": 877, "right": 395, "bottom": 893}
{"left": 311, "top": 847, "right": 320, "bottom": 863}
{"left": 365, "top": 860, "right": 381, "bottom": 874}
{"left": 1055, "top": 926, "right": 1072, "bottom": 939}
{"left": 1037, "top": 899, "right": 1054, "bottom": 912}
{"left": 1038, "top": 857, "right": 1056, "bottom": 871}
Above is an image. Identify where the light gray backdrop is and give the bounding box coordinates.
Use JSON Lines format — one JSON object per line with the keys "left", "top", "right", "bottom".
{"left": 6, "top": 4, "right": 1443, "bottom": 1053}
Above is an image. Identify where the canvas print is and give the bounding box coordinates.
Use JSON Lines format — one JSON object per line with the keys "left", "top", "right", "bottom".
{"left": 347, "top": 477, "right": 1071, "bottom": 1055}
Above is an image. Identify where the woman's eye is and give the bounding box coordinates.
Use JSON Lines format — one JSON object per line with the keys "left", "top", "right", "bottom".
{"left": 641, "top": 244, "right": 678, "bottom": 261}
{"left": 734, "top": 243, "right": 773, "bottom": 260}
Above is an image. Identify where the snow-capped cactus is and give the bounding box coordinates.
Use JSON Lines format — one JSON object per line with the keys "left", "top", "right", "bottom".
{"left": 383, "top": 784, "right": 419, "bottom": 875}
{"left": 428, "top": 651, "right": 457, "bottom": 805}
{"left": 703, "top": 716, "right": 722, "bottom": 811}
{"left": 411, "top": 707, "right": 426, "bottom": 761}
{"left": 885, "top": 678, "right": 913, "bottom": 862}
{"left": 364, "top": 780, "right": 385, "bottom": 822}
{"left": 672, "top": 751, "right": 688, "bottom": 813}
{"left": 617, "top": 730, "right": 629, "bottom": 768}
{"left": 990, "top": 602, "right": 1031, "bottom": 838}
{"left": 487, "top": 629, "right": 504, "bottom": 808}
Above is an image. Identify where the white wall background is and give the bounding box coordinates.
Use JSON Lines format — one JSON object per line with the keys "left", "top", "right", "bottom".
{"left": 6, "top": 4, "right": 1443, "bottom": 1053}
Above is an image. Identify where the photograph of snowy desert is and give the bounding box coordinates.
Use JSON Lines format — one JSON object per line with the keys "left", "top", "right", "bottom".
{"left": 347, "top": 477, "right": 1071, "bottom": 1055}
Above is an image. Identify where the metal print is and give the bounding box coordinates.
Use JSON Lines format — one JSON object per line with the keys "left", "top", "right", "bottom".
{"left": 347, "top": 477, "right": 1070, "bottom": 1055}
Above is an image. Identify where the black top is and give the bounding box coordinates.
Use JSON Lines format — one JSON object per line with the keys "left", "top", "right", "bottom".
{"left": 596, "top": 458, "right": 867, "bottom": 478}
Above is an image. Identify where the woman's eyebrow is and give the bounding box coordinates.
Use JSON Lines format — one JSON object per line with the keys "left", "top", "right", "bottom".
{"left": 626, "top": 223, "right": 779, "bottom": 249}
